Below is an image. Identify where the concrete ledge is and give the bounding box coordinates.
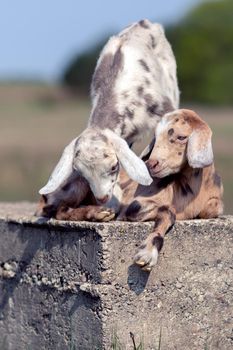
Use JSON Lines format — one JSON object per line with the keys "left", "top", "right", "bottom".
{"left": 0, "top": 202, "right": 232, "bottom": 350}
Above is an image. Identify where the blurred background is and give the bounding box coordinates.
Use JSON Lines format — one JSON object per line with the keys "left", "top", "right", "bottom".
{"left": 0, "top": 0, "right": 232, "bottom": 212}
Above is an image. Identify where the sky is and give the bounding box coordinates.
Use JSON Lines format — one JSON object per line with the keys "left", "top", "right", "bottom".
{"left": 0, "top": 0, "right": 203, "bottom": 81}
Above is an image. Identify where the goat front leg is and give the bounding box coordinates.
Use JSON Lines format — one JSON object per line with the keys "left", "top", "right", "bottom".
{"left": 56, "top": 205, "right": 116, "bottom": 222}
{"left": 134, "top": 205, "right": 176, "bottom": 271}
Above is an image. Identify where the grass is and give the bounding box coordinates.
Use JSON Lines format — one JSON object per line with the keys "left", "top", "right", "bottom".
{"left": 0, "top": 83, "right": 232, "bottom": 213}
{"left": 111, "top": 329, "right": 162, "bottom": 350}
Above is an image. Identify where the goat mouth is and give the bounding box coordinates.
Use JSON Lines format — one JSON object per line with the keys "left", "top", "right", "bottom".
{"left": 97, "top": 196, "right": 109, "bottom": 204}
{"left": 150, "top": 168, "right": 170, "bottom": 178}
{"left": 149, "top": 169, "right": 163, "bottom": 177}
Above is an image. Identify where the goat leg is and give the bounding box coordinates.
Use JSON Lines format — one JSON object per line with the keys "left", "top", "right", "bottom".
{"left": 56, "top": 205, "right": 115, "bottom": 222}
{"left": 134, "top": 205, "right": 176, "bottom": 271}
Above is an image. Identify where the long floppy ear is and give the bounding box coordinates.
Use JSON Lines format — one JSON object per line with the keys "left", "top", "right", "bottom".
{"left": 105, "top": 130, "right": 153, "bottom": 186}
{"left": 185, "top": 110, "right": 213, "bottom": 168}
{"left": 140, "top": 137, "right": 156, "bottom": 161}
{"left": 39, "top": 137, "right": 79, "bottom": 195}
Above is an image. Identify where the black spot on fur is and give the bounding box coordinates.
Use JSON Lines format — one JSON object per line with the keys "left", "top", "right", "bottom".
{"left": 125, "top": 200, "right": 141, "bottom": 218}
{"left": 162, "top": 97, "right": 174, "bottom": 114}
{"left": 42, "top": 204, "right": 57, "bottom": 218}
{"left": 150, "top": 34, "right": 156, "bottom": 49}
{"left": 180, "top": 183, "right": 193, "bottom": 196}
{"left": 145, "top": 78, "right": 151, "bottom": 86}
{"left": 62, "top": 182, "right": 72, "bottom": 192}
{"left": 157, "top": 175, "right": 174, "bottom": 189}
{"left": 168, "top": 128, "right": 174, "bottom": 136}
{"left": 152, "top": 235, "right": 164, "bottom": 251}
{"left": 147, "top": 103, "right": 159, "bottom": 115}
{"left": 144, "top": 94, "right": 153, "bottom": 106}
{"left": 137, "top": 86, "right": 144, "bottom": 96}
{"left": 125, "top": 107, "right": 134, "bottom": 119}
{"left": 122, "top": 91, "right": 129, "bottom": 98}
{"left": 121, "top": 123, "right": 126, "bottom": 137}
{"left": 99, "top": 134, "right": 108, "bottom": 142}
{"left": 92, "top": 49, "right": 123, "bottom": 92}
{"left": 178, "top": 152, "right": 182, "bottom": 156}
{"left": 90, "top": 133, "right": 108, "bottom": 143}
{"left": 138, "top": 59, "right": 150, "bottom": 72}
{"left": 90, "top": 47, "right": 124, "bottom": 129}
{"left": 154, "top": 217, "right": 162, "bottom": 229}
{"left": 213, "top": 172, "right": 221, "bottom": 187}
{"left": 157, "top": 207, "right": 176, "bottom": 226}
{"left": 42, "top": 194, "right": 47, "bottom": 203}
{"left": 139, "top": 20, "right": 150, "bottom": 29}
{"left": 158, "top": 205, "right": 169, "bottom": 213}
{"left": 168, "top": 210, "right": 176, "bottom": 225}
{"left": 170, "top": 139, "right": 175, "bottom": 143}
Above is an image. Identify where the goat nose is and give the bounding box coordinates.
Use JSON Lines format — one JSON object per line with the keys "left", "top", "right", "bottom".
{"left": 147, "top": 160, "right": 159, "bottom": 170}
{"left": 97, "top": 195, "right": 109, "bottom": 204}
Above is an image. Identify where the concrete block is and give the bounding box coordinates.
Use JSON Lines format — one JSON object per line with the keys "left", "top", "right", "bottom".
{"left": 0, "top": 202, "right": 232, "bottom": 349}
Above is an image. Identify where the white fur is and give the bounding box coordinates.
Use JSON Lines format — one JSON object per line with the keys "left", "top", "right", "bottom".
{"left": 187, "top": 131, "right": 213, "bottom": 168}
{"left": 39, "top": 137, "right": 78, "bottom": 195}
{"left": 105, "top": 129, "right": 152, "bottom": 186}
{"left": 155, "top": 115, "right": 172, "bottom": 138}
{"left": 113, "top": 22, "right": 179, "bottom": 141}
{"left": 134, "top": 246, "right": 159, "bottom": 268}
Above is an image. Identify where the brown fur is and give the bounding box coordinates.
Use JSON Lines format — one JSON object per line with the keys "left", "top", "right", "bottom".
{"left": 35, "top": 175, "right": 92, "bottom": 218}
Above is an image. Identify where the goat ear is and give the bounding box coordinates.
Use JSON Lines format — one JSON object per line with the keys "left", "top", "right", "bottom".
{"left": 105, "top": 130, "right": 153, "bottom": 186}
{"left": 140, "top": 137, "right": 156, "bottom": 161}
{"left": 39, "top": 137, "right": 79, "bottom": 195}
{"left": 186, "top": 111, "right": 213, "bottom": 168}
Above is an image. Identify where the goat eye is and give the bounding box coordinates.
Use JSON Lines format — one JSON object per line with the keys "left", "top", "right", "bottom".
{"left": 110, "top": 162, "right": 119, "bottom": 174}
{"left": 177, "top": 135, "right": 187, "bottom": 141}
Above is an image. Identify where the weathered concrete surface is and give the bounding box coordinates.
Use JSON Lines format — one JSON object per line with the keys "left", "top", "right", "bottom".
{"left": 0, "top": 202, "right": 232, "bottom": 350}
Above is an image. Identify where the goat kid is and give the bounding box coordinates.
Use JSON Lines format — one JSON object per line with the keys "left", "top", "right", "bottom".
{"left": 119, "top": 109, "right": 223, "bottom": 271}
{"left": 36, "top": 19, "right": 179, "bottom": 218}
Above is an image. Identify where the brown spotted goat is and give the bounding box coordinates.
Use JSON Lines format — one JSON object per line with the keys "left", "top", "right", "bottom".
{"left": 118, "top": 109, "right": 223, "bottom": 270}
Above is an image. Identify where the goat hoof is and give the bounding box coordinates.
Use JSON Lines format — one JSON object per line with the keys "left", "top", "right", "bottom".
{"left": 134, "top": 245, "right": 158, "bottom": 271}
{"left": 142, "top": 265, "right": 152, "bottom": 272}
{"left": 88, "top": 207, "right": 115, "bottom": 222}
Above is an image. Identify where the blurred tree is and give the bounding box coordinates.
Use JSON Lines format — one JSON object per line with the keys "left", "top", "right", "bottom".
{"left": 62, "top": 39, "right": 107, "bottom": 95}
{"left": 166, "top": 0, "right": 233, "bottom": 104}
{"left": 62, "top": 0, "right": 233, "bottom": 104}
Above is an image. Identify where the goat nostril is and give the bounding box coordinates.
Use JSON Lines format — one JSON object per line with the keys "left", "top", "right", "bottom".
{"left": 148, "top": 160, "right": 159, "bottom": 169}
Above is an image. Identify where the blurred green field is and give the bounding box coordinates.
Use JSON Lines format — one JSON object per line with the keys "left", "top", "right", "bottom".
{"left": 0, "top": 83, "right": 232, "bottom": 213}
